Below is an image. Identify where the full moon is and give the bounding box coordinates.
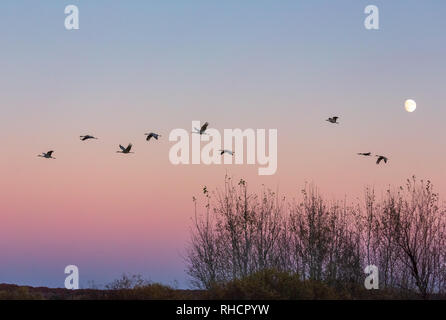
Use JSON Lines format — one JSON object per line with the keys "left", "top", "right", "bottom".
{"left": 405, "top": 99, "right": 417, "bottom": 112}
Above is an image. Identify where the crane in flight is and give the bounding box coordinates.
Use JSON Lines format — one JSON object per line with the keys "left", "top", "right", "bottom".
{"left": 117, "top": 143, "right": 134, "bottom": 154}
{"left": 357, "top": 152, "right": 372, "bottom": 156}
{"left": 38, "top": 151, "right": 56, "bottom": 159}
{"left": 220, "top": 149, "right": 234, "bottom": 156}
{"left": 193, "top": 122, "right": 209, "bottom": 135}
{"left": 80, "top": 135, "right": 98, "bottom": 141}
{"left": 145, "top": 132, "right": 161, "bottom": 141}
{"left": 326, "top": 116, "right": 339, "bottom": 124}
{"left": 376, "top": 155, "right": 388, "bottom": 164}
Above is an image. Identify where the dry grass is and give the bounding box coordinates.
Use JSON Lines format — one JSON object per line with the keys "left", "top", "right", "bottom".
{"left": 0, "top": 270, "right": 432, "bottom": 300}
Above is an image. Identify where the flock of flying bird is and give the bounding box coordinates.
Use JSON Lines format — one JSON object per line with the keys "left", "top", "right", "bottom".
{"left": 37, "top": 122, "right": 235, "bottom": 159}
{"left": 326, "top": 116, "right": 388, "bottom": 165}
{"left": 38, "top": 119, "right": 387, "bottom": 164}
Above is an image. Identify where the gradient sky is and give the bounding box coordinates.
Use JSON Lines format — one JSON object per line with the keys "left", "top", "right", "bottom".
{"left": 0, "top": 1, "right": 445, "bottom": 288}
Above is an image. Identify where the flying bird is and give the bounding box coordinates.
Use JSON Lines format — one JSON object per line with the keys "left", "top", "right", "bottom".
{"left": 219, "top": 149, "right": 234, "bottom": 156}
{"left": 117, "top": 143, "right": 134, "bottom": 154}
{"left": 357, "top": 152, "right": 372, "bottom": 156}
{"left": 145, "top": 132, "right": 161, "bottom": 141}
{"left": 375, "top": 155, "right": 388, "bottom": 165}
{"left": 80, "top": 135, "right": 98, "bottom": 141}
{"left": 326, "top": 116, "right": 339, "bottom": 124}
{"left": 38, "top": 151, "right": 56, "bottom": 159}
{"left": 193, "top": 122, "right": 209, "bottom": 135}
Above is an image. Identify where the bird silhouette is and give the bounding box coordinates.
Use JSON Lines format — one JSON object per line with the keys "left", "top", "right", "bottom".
{"left": 326, "top": 116, "right": 339, "bottom": 124}
{"left": 219, "top": 149, "right": 234, "bottom": 156}
{"left": 357, "top": 152, "right": 372, "bottom": 156}
{"left": 80, "top": 135, "right": 98, "bottom": 141}
{"left": 145, "top": 132, "right": 161, "bottom": 141}
{"left": 38, "top": 151, "right": 56, "bottom": 159}
{"left": 376, "top": 155, "right": 388, "bottom": 164}
{"left": 117, "top": 143, "right": 134, "bottom": 154}
{"left": 193, "top": 122, "right": 209, "bottom": 135}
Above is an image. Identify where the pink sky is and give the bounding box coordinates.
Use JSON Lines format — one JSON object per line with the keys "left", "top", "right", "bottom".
{"left": 1, "top": 1, "right": 445, "bottom": 288}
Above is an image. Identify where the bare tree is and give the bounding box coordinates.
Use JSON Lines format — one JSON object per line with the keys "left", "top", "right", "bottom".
{"left": 185, "top": 188, "right": 222, "bottom": 289}
{"left": 382, "top": 177, "right": 446, "bottom": 298}
{"left": 185, "top": 176, "right": 446, "bottom": 298}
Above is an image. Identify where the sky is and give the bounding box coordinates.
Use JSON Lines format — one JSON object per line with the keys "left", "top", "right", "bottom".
{"left": 0, "top": 0, "right": 445, "bottom": 288}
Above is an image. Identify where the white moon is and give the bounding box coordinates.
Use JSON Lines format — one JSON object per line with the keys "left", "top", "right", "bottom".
{"left": 405, "top": 99, "right": 416, "bottom": 112}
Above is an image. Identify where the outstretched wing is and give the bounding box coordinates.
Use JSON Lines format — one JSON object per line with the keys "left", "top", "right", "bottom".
{"left": 125, "top": 143, "right": 133, "bottom": 152}
{"left": 119, "top": 145, "right": 126, "bottom": 151}
{"left": 333, "top": 117, "right": 338, "bottom": 121}
{"left": 146, "top": 133, "right": 153, "bottom": 141}
{"left": 47, "top": 151, "right": 54, "bottom": 156}
{"left": 201, "top": 122, "right": 209, "bottom": 132}
{"left": 376, "top": 157, "right": 382, "bottom": 164}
